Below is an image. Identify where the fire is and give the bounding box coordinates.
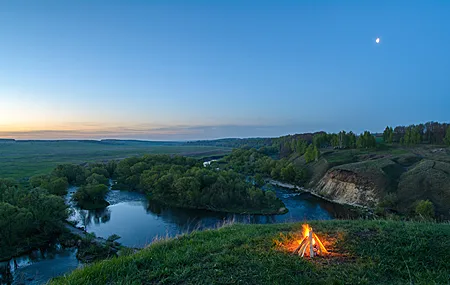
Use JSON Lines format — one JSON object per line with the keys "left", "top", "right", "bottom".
{"left": 293, "top": 224, "right": 328, "bottom": 257}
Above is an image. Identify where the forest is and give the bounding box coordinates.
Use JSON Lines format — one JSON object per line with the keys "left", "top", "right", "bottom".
{"left": 29, "top": 154, "right": 285, "bottom": 214}
{"left": 113, "top": 155, "right": 285, "bottom": 214}
{"left": 0, "top": 179, "right": 67, "bottom": 260}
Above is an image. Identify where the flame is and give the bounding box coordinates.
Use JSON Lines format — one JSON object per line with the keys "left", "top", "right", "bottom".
{"left": 294, "top": 224, "right": 328, "bottom": 257}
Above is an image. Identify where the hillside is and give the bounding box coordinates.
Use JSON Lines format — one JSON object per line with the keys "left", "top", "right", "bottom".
{"left": 50, "top": 220, "right": 450, "bottom": 284}
{"left": 296, "top": 146, "right": 450, "bottom": 218}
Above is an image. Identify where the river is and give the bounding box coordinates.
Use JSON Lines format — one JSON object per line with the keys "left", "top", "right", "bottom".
{"left": 1, "top": 183, "right": 356, "bottom": 284}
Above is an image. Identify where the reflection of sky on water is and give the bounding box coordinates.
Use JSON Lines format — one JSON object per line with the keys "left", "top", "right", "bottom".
{"left": 0, "top": 246, "right": 79, "bottom": 285}
{"left": 68, "top": 186, "right": 357, "bottom": 248}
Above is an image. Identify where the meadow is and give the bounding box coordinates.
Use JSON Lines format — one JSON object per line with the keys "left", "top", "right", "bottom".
{"left": 0, "top": 140, "right": 231, "bottom": 179}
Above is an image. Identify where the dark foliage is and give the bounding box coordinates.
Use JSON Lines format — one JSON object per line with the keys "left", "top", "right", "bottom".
{"left": 113, "top": 154, "right": 285, "bottom": 214}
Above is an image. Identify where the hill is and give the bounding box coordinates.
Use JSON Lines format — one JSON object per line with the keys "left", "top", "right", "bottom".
{"left": 308, "top": 146, "right": 450, "bottom": 218}
{"left": 50, "top": 220, "right": 450, "bottom": 284}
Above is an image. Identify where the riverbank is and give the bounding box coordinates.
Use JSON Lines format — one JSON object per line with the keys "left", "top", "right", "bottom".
{"left": 49, "top": 219, "right": 450, "bottom": 284}
{"left": 268, "top": 179, "right": 370, "bottom": 210}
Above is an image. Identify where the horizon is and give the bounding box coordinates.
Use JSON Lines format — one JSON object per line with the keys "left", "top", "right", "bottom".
{"left": 0, "top": 120, "right": 443, "bottom": 142}
{"left": 1, "top": 1, "right": 449, "bottom": 140}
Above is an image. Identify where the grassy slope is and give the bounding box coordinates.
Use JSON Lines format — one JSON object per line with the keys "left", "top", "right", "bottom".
{"left": 51, "top": 220, "right": 450, "bottom": 285}
{"left": 0, "top": 141, "right": 230, "bottom": 179}
{"left": 291, "top": 145, "right": 450, "bottom": 216}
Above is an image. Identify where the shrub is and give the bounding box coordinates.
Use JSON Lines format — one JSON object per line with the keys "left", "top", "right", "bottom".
{"left": 415, "top": 200, "right": 434, "bottom": 219}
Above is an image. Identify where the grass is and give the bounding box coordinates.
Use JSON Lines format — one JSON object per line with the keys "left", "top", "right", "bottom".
{"left": 50, "top": 219, "right": 450, "bottom": 285}
{"left": 0, "top": 141, "right": 231, "bottom": 179}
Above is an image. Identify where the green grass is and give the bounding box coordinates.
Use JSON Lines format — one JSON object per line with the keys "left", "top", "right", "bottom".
{"left": 0, "top": 141, "right": 231, "bottom": 179}
{"left": 51, "top": 220, "right": 450, "bottom": 285}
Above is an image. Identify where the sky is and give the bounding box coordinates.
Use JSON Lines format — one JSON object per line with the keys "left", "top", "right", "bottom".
{"left": 0, "top": 0, "right": 449, "bottom": 140}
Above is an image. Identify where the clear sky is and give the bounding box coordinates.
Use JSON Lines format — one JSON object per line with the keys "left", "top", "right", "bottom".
{"left": 1, "top": 0, "right": 449, "bottom": 140}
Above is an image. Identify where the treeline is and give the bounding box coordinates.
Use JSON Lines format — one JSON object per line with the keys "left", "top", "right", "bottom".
{"left": 274, "top": 131, "right": 376, "bottom": 159}
{"left": 384, "top": 122, "right": 450, "bottom": 145}
{"left": 113, "top": 155, "right": 285, "bottom": 214}
{"left": 0, "top": 179, "right": 67, "bottom": 260}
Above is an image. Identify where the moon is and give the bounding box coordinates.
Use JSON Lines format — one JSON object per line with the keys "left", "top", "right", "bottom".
{"left": 376, "top": 37, "right": 380, "bottom": 44}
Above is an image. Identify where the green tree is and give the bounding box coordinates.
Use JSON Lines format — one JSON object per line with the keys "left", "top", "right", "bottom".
{"left": 383, "top": 126, "right": 394, "bottom": 143}
{"left": 281, "top": 164, "right": 296, "bottom": 182}
{"left": 47, "top": 177, "right": 69, "bottom": 195}
{"left": 347, "top": 131, "right": 357, "bottom": 148}
{"left": 304, "top": 144, "right": 314, "bottom": 163}
{"left": 254, "top": 173, "right": 264, "bottom": 187}
{"left": 19, "top": 188, "right": 68, "bottom": 234}
{"left": 86, "top": 173, "right": 109, "bottom": 186}
{"left": 330, "top": 134, "right": 339, "bottom": 148}
{"left": 444, "top": 126, "right": 450, "bottom": 146}
{"left": 73, "top": 184, "right": 109, "bottom": 208}
{"left": 0, "top": 203, "right": 33, "bottom": 248}
{"left": 357, "top": 131, "right": 376, "bottom": 149}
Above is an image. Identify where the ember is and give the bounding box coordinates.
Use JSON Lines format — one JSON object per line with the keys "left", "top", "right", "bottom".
{"left": 293, "top": 224, "right": 328, "bottom": 258}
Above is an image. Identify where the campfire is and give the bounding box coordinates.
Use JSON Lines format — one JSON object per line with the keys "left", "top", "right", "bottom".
{"left": 293, "top": 224, "right": 328, "bottom": 258}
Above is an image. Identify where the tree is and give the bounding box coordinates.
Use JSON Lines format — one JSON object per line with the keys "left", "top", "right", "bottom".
{"left": 29, "top": 175, "right": 69, "bottom": 196}
{"left": 357, "top": 131, "right": 376, "bottom": 149}
{"left": 52, "top": 164, "right": 87, "bottom": 185}
{"left": 254, "top": 174, "right": 264, "bottom": 187}
{"left": 444, "top": 126, "right": 450, "bottom": 146}
{"left": 73, "top": 184, "right": 109, "bottom": 209}
{"left": 281, "top": 164, "right": 296, "bottom": 182}
{"left": 383, "top": 126, "right": 394, "bottom": 143}
{"left": 0, "top": 203, "right": 33, "bottom": 248}
{"left": 47, "top": 177, "right": 69, "bottom": 196}
{"left": 313, "top": 145, "right": 319, "bottom": 161}
{"left": 304, "top": 144, "right": 319, "bottom": 163}
{"left": 313, "top": 133, "right": 331, "bottom": 148}
{"left": 86, "top": 173, "right": 109, "bottom": 186}
{"left": 347, "top": 131, "right": 357, "bottom": 148}
{"left": 304, "top": 144, "right": 315, "bottom": 163}
{"left": 19, "top": 188, "right": 68, "bottom": 234}
{"left": 330, "top": 134, "right": 339, "bottom": 148}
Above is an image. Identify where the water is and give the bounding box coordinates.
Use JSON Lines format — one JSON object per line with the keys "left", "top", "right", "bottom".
{"left": 0, "top": 246, "right": 79, "bottom": 285}
{"left": 68, "top": 185, "right": 355, "bottom": 248}
{"left": 3, "top": 184, "right": 356, "bottom": 284}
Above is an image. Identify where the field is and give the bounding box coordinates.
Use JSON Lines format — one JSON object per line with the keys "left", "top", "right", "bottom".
{"left": 50, "top": 220, "right": 450, "bottom": 285}
{"left": 0, "top": 140, "right": 231, "bottom": 179}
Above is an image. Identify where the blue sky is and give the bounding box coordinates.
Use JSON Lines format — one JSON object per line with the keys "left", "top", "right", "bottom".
{"left": 0, "top": 0, "right": 449, "bottom": 140}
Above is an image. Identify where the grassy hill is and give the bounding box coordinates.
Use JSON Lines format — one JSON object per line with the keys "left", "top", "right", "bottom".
{"left": 0, "top": 140, "right": 230, "bottom": 179}
{"left": 288, "top": 145, "right": 450, "bottom": 218}
{"left": 50, "top": 220, "right": 450, "bottom": 285}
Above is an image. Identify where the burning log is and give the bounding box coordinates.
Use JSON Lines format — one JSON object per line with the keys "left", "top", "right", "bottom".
{"left": 293, "top": 224, "right": 328, "bottom": 258}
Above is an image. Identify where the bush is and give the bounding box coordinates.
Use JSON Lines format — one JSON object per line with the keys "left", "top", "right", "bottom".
{"left": 415, "top": 200, "right": 434, "bottom": 219}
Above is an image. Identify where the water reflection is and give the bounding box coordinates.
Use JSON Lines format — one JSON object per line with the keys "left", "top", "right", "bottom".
{"left": 68, "top": 186, "right": 358, "bottom": 248}
{"left": 0, "top": 246, "right": 79, "bottom": 285}
{"left": 77, "top": 207, "right": 111, "bottom": 228}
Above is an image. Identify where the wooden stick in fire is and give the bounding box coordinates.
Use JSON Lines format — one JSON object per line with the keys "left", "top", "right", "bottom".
{"left": 293, "top": 236, "right": 307, "bottom": 255}
{"left": 308, "top": 228, "right": 314, "bottom": 258}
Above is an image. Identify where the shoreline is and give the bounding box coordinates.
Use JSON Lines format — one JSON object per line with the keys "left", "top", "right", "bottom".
{"left": 267, "top": 179, "right": 370, "bottom": 210}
